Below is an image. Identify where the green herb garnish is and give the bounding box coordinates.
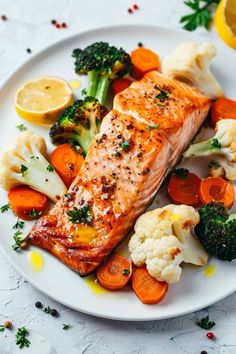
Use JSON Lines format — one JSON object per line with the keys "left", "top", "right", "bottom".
{"left": 0, "top": 325, "right": 5, "bottom": 333}
{"left": 64, "top": 193, "right": 73, "bottom": 200}
{"left": 16, "top": 124, "right": 27, "bottom": 131}
{"left": 0, "top": 204, "right": 10, "bottom": 213}
{"left": 13, "top": 219, "right": 25, "bottom": 229}
{"left": 208, "top": 160, "right": 221, "bottom": 168}
{"left": 197, "top": 315, "right": 216, "bottom": 330}
{"left": 147, "top": 124, "right": 160, "bottom": 131}
{"left": 15, "top": 327, "right": 31, "bottom": 349}
{"left": 47, "top": 164, "right": 54, "bottom": 172}
{"left": 173, "top": 168, "right": 189, "bottom": 178}
{"left": 81, "top": 88, "right": 87, "bottom": 96}
{"left": 29, "top": 209, "right": 40, "bottom": 219}
{"left": 180, "top": 0, "right": 220, "bottom": 32}
{"left": 211, "top": 138, "right": 221, "bottom": 149}
{"left": 156, "top": 90, "right": 169, "bottom": 101}
{"left": 67, "top": 205, "right": 93, "bottom": 224}
{"left": 120, "top": 140, "right": 130, "bottom": 152}
{"left": 62, "top": 324, "right": 71, "bottom": 330}
{"left": 12, "top": 231, "right": 25, "bottom": 251}
{"left": 20, "top": 164, "right": 28, "bottom": 177}
{"left": 122, "top": 269, "right": 130, "bottom": 276}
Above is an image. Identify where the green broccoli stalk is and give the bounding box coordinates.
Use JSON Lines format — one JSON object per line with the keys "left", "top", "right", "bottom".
{"left": 49, "top": 97, "right": 108, "bottom": 154}
{"left": 72, "top": 42, "right": 133, "bottom": 105}
{"left": 195, "top": 203, "right": 236, "bottom": 261}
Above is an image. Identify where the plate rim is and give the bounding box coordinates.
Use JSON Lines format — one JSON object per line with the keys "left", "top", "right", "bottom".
{"left": 0, "top": 23, "right": 235, "bottom": 321}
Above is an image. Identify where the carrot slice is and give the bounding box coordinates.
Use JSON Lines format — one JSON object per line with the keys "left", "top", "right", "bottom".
{"left": 132, "top": 267, "right": 168, "bottom": 304}
{"left": 199, "top": 176, "right": 235, "bottom": 209}
{"left": 96, "top": 254, "right": 132, "bottom": 290}
{"left": 131, "top": 48, "right": 160, "bottom": 79}
{"left": 111, "top": 78, "right": 132, "bottom": 95}
{"left": 167, "top": 171, "right": 201, "bottom": 206}
{"left": 211, "top": 98, "right": 236, "bottom": 128}
{"left": 8, "top": 185, "right": 47, "bottom": 220}
{"left": 51, "top": 143, "right": 84, "bottom": 187}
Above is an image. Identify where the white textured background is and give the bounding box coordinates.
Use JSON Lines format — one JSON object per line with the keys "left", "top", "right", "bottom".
{"left": 0, "top": 1, "right": 236, "bottom": 353}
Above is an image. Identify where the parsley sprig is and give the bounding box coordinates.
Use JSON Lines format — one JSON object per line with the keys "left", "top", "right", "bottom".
{"left": 13, "top": 219, "right": 25, "bottom": 230}
{"left": 180, "top": 0, "right": 220, "bottom": 31}
{"left": 0, "top": 325, "right": 5, "bottom": 333}
{"left": 63, "top": 324, "right": 71, "bottom": 330}
{"left": 67, "top": 205, "right": 93, "bottom": 224}
{"left": 211, "top": 138, "right": 221, "bottom": 149}
{"left": 15, "top": 327, "right": 31, "bottom": 349}
{"left": 197, "top": 315, "right": 216, "bottom": 330}
{"left": 12, "top": 231, "right": 26, "bottom": 251}
{"left": 47, "top": 164, "right": 54, "bottom": 172}
{"left": 0, "top": 204, "right": 10, "bottom": 213}
{"left": 16, "top": 124, "right": 27, "bottom": 132}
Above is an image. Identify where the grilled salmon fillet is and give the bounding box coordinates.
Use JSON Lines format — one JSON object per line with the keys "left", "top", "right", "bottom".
{"left": 28, "top": 71, "right": 211, "bottom": 275}
{"left": 28, "top": 110, "right": 171, "bottom": 275}
{"left": 114, "top": 71, "right": 211, "bottom": 166}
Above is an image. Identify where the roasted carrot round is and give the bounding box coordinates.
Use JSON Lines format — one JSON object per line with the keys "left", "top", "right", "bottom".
{"left": 167, "top": 172, "right": 201, "bottom": 206}
{"left": 132, "top": 267, "right": 168, "bottom": 304}
{"left": 111, "top": 78, "right": 132, "bottom": 95}
{"left": 211, "top": 98, "right": 236, "bottom": 128}
{"left": 51, "top": 143, "right": 84, "bottom": 187}
{"left": 96, "top": 254, "right": 132, "bottom": 290}
{"left": 199, "top": 176, "right": 235, "bottom": 209}
{"left": 131, "top": 48, "right": 160, "bottom": 79}
{"left": 8, "top": 185, "right": 47, "bottom": 220}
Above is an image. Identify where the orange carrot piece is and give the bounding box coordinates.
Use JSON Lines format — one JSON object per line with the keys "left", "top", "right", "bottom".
{"left": 132, "top": 267, "right": 168, "bottom": 304}
{"left": 96, "top": 254, "right": 132, "bottom": 290}
{"left": 8, "top": 185, "right": 47, "bottom": 220}
{"left": 131, "top": 48, "right": 160, "bottom": 79}
{"left": 111, "top": 78, "right": 132, "bottom": 95}
{"left": 51, "top": 143, "right": 84, "bottom": 187}
{"left": 199, "top": 176, "right": 235, "bottom": 209}
{"left": 211, "top": 98, "right": 236, "bottom": 128}
{"left": 167, "top": 172, "right": 202, "bottom": 207}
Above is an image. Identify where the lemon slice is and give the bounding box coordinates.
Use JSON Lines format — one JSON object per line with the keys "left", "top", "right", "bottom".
{"left": 15, "top": 76, "right": 73, "bottom": 125}
{"left": 215, "top": 0, "right": 236, "bottom": 49}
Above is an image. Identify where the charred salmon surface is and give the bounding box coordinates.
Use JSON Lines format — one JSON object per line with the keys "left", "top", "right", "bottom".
{"left": 28, "top": 71, "right": 211, "bottom": 275}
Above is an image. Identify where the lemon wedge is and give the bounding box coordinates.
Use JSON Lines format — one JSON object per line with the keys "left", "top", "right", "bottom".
{"left": 15, "top": 76, "right": 73, "bottom": 125}
{"left": 215, "top": 0, "right": 236, "bottom": 49}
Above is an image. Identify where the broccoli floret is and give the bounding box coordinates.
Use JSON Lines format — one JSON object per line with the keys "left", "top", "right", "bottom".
{"left": 195, "top": 203, "right": 236, "bottom": 261}
{"left": 72, "top": 42, "right": 133, "bottom": 105}
{"left": 49, "top": 97, "right": 108, "bottom": 154}
{"left": 183, "top": 119, "right": 236, "bottom": 180}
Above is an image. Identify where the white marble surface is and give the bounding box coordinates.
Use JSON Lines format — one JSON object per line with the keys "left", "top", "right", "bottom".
{"left": 0, "top": 0, "right": 236, "bottom": 353}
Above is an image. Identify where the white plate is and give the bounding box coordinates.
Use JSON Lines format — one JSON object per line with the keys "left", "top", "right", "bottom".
{"left": 0, "top": 25, "right": 236, "bottom": 321}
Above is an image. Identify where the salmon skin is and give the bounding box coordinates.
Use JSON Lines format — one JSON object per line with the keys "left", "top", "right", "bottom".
{"left": 28, "top": 71, "right": 210, "bottom": 275}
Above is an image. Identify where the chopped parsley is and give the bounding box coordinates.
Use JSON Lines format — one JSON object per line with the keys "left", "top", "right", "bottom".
{"left": 62, "top": 324, "right": 71, "bottom": 331}
{"left": 20, "top": 164, "right": 28, "bottom": 177}
{"left": 0, "top": 204, "right": 10, "bottom": 213}
{"left": 47, "top": 164, "right": 54, "bottom": 172}
{"left": 67, "top": 205, "right": 93, "bottom": 224}
{"left": 12, "top": 219, "right": 25, "bottom": 229}
{"left": 12, "top": 231, "right": 25, "bottom": 251}
{"left": 197, "top": 315, "right": 216, "bottom": 330}
{"left": 173, "top": 168, "right": 189, "bottom": 178}
{"left": 29, "top": 209, "right": 40, "bottom": 219}
{"left": 120, "top": 140, "right": 130, "bottom": 152}
{"left": 147, "top": 124, "right": 160, "bottom": 131}
{"left": 81, "top": 88, "right": 87, "bottom": 96}
{"left": 208, "top": 160, "right": 221, "bottom": 168}
{"left": 16, "top": 124, "right": 27, "bottom": 131}
{"left": 43, "top": 306, "right": 58, "bottom": 317}
{"left": 122, "top": 269, "right": 130, "bottom": 276}
{"left": 0, "top": 325, "right": 5, "bottom": 333}
{"left": 15, "top": 327, "right": 31, "bottom": 349}
{"left": 64, "top": 193, "right": 73, "bottom": 200}
{"left": 211, "top": 138, "right": 221, "bottom": 149}
{"left": 156, "top": 90, "right": 169, "bottom": 101}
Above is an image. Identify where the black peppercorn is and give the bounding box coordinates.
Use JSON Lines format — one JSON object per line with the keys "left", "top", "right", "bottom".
{"left": 50, "top": 309, "right": 59, "bottom": 317}
{"left": 35, "top": 301, "right": 43, "bottom": 309}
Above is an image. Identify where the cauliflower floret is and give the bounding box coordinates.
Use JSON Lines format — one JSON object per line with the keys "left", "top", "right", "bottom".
{"left": 129, "top": 205, "right": 208, "bottom": 284}
{"left": 184, "top": 119, "right": 236, "bottom": 180}
{"left": 162, "top": 42, "right": 223, "bottom": 99}
{"left": 0, "top": 130, "right": 67, "bottom": 202}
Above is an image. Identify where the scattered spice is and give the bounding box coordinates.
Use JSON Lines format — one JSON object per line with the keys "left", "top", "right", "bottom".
{"left": 138, "top": 42, "right": 143, "bottom": 47}
{"left": 206, "top": 332, "right": 215, "bottom": 340}
{"left": 197, "top": 315, "right": 216, "bottom": 330}
{"left": 156, "top": 89, "right": 169, "bottom": 102}
{"left": 62, "top": 324, "right": 71, "bottom": 330}
{"left": 128, "top": 8, "right": 133, "bottom": 14}
{"left": 67, "top": 205, "right": 93, "bottom": 224}
{"left": 12, "top": 219, "right": 25, "bottom": 230}
{"left": 15, "top": 327, "right": 31, "bottom": 349}
{"left": 35, "top": 301, "right": 43, "bottom": 309}
{"left": 1, "top": 204, "right": 10, "bottom": 213}
{"left": 1, "top": 15, "right": 7, "bottom": 21}
{"left": 26, "top": 48, "right": 32, "bottom": 54}
{"left": 56, "top": 23, "right": 61, "bottom": 28}
{"left": 51, "top": 19, "right": 56, "bottom": 24}
{"left": 47, "top": 164, "right": 54, "bottom": 172}
{"left": 133, "top": 4, "right": 139, "bottom": 10}
{"left": 122, "top": 269, "right": 130, "bottom": 276}
{"left": 62, "top": 22, "right": 67, "bottom": 28}
{"left": 16, "top": 124, "right": 27, "bottom": 131}
{"left": 4, "top": 320, "right": 12, "bottom": 329}
{"left": 44, "top": 306, "right": 59, "bottom": 317}
{"left": 201, "top": 351, "right": 208, "bottom": 354}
